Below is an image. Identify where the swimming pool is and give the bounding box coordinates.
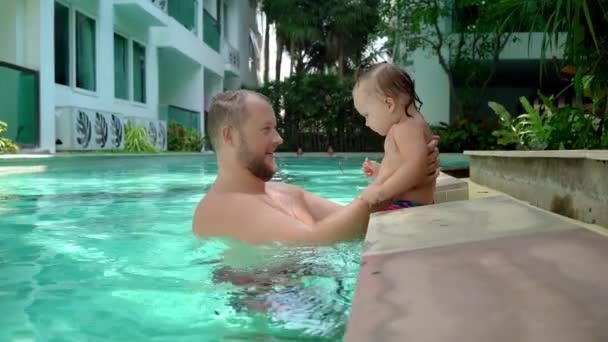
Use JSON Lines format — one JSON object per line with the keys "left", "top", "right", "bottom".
{"left": 0, "top": 155, "right": 377, "bottom": 341}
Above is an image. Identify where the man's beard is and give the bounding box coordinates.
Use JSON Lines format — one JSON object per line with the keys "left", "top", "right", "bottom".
{"left": 238, "top": 143, "right": 275, "bottom": 181}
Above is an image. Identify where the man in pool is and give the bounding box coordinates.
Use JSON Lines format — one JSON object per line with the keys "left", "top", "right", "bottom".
{"left": 192, "top": 90, "right": 440, "bottom": 244}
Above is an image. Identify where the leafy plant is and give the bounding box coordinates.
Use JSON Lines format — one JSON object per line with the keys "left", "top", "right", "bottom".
{"left": 124, "top": 122, "right": 157, "bottom": 153}
{"left": 430, "top": 117, "right": 498, "bottom": 153}
{"left": 261, "top": 0, "right": 382, "bottom": 79}
{"left": 489, "top": 92, "right": 606, "bottom": 150}
{"left": 254, "top": 73, "right": 384, "bottom": 152}
{"left": 488, "top": 101, "right": 519, "bottom": 147}
{"left": 0, "top": 121, "right": 19, "bottom": 154}
{"left": 167, "top": 122, "right": 202, "bottom": 152}
{"left": 517, "top": 97, "right": 551, "bottom": 150}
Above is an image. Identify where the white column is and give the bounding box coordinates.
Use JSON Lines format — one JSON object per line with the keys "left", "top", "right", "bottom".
{"left": 15, "top": 0, "right": 25, "bottom": 65}
{"left": 148, "top": 39, "right": 159, "bottom": 119}
{"left": 38, "top": 0, "right": 56, "bottom": 153}
{"left": 97, "top": 0, "right": 114, "bottom": 108}
{"left": 198, "top": 67, "right": 205, "bottom": 137}
{"left": 197, "top": 0, "right": 203, "bottom": 40}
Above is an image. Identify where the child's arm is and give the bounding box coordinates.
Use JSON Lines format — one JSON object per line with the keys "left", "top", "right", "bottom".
{"left": 372, "top": 122, "right": 429, "bottom": 203}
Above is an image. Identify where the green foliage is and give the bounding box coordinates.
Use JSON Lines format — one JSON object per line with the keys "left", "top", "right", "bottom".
{"left": 261, "top": 0, "right": 382, "bottom": 77}
{"left": 0, "top": 120, "right": 19, "bottom": 154}
{"left": 430, "top": 118, "right": 498, "bottom": 153}
{"left": 488, "top": 101, "right": 519, "bottom": 147}
{"left": 124, "top": 122, "right": 158, "bottom": 153}
{"left": 167, "top": 122, "right": 203, "bottom": 152}
{"left": 255, "top": 73, "right": 383, "bottom": 152}
{"left": 381, "top": 0, "right": 519, "bottom": 117}
{"left": 489, "top": 93, "right": 607, "bottom": 150}
{"left": 517, "top": 0, "right": 608, "bottom": 110}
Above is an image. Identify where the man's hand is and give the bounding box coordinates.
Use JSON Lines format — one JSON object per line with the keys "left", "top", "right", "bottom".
{"left": 358, "top": 183, "right": 385, "bottom": 208}
{"left": 425, "top": 135, "right": 440, "bottom": 182}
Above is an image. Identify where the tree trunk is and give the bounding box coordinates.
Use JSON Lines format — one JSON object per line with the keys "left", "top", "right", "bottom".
{"left": 289, "top": 40, "right": 295, "bottom": 76}
{"left": 263, "top": 17, "right": 270, "bottom": 83}
{"left": 275, "top": 36, "right": 283, "bottom": 81}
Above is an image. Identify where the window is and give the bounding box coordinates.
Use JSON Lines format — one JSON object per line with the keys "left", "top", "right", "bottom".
{"left": 75, "top": 11, "right": 96, "bottom": 91}
{"left": 114, "top": 34, "right": 128, "bottom": 100}
{"left": 54, "top": 2, "right": 70, "bottom": 85}
{"left": 168, "top": 0, "right": 197, "bottom": 32}
{"left": 0, "top": 63, "right": 39, "bottom": 147}
{"left": 133, "top": 41, "right": 146, "bottom": 103}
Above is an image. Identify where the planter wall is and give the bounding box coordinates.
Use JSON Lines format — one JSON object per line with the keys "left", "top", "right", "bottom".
{"left": 465, "top": 150, "right": 608, "bottom": 227}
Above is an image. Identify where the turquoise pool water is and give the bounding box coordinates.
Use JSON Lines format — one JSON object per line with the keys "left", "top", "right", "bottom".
{"left": 0, "top": 155, "right": 376, "bottom": 341}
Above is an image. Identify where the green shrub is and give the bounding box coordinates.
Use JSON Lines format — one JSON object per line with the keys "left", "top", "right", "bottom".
{"left": 489, "top": 93, "right": 606, "bottom": 150}
{"left": 430, "top": 117, "right": 498, "bottom": 153}
{"left": 125, "top": 122, "right": 157, "bottom": 153}
{"left": 0, "top": 121, "right": 19, "bottom": 154}
{"left": 253, "top": 74, "right": 383, "bottom": 152}
{"left": 168, "top": 122, "right": 203, "bottom": 152}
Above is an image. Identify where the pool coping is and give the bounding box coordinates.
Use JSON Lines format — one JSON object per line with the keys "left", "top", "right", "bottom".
{"left": 346, "top": 193, "right": 608, "bottom": 341}
{"left": 0, "top": 151, "right": 469, "bottom": 158}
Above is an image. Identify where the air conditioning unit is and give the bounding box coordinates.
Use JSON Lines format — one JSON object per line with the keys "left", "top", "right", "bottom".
{"left": 55, "top": 107, "right": 125, "bottom": 151}
{"left": 157, "top": 120, "right": 167, "bottom": 151}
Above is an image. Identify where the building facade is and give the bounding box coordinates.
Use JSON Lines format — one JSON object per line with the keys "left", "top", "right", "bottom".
{"left": 0, "top": 0, "right": 262, "bottom": 153}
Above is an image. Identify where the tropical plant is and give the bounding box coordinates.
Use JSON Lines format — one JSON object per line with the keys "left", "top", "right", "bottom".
{"left": 0, "top": 121, "right": 19, "bottom": 154}
{"left": 517, "top": 96, "right": 551, "bottom": 150}
{"left": 255, "top": 73, "right": 384, "bottom": 152}
{"left": 167, "top": 122, "right": 203, "bottom": 152}
{"left": 488, "top": 101, "right": 519, "bottom": 148}
{"left": 430, "top": 117, "right": 498, "bottom": 153}
{"left": 519, "top": 0, "right": 608, "bottom": 121}
{"left": 124, "top": 122, "right": 157, "bottom": 153}
{"left": 489, "top": 93, "right": 607, "bottom": 150}
{"left": 261, "top": 0, "right": 382, "bottom": 79}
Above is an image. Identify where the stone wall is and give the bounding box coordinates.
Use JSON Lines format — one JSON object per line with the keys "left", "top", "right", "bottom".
{"left": 466, "top": 150, "right": 608, "bottom": 227}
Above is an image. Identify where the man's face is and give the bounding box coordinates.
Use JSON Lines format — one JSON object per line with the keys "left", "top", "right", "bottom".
{"left": 236, "top": 96, "right": 284, "bottom": 181}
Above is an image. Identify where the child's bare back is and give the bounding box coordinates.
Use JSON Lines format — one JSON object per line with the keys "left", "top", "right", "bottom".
{"left": 374, "top": 111, "right": 435, "bottom": 205}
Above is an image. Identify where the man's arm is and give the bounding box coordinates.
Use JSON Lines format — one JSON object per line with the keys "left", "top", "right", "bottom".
{"left": 234, "top": 195, "right": 372, "bottom": 244}
{"left": 301, "top": 189, "right": 344, "bottom": 221}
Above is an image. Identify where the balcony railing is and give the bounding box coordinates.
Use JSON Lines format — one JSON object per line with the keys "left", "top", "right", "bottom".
{"left": 203, "top": 9, "right": 220, "bottom": 52}
{"left": 168, "top": 0, "right": 198, "bottom": 33}
{"left": 223, "top": 40, "right": 240, "bottom": 69}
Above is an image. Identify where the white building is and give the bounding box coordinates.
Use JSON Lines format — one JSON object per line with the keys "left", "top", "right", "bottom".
{"left": 0, "top": 0, "right": 262, "bottom": 153}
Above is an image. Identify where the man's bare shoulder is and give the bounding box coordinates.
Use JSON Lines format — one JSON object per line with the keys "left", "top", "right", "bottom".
{"left": 192, "top": 190, "right": 261, "bottom": 237}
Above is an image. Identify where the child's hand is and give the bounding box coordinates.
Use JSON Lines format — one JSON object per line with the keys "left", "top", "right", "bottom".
{"left": 362, "top": 159, "right": 381, "bottom": 178}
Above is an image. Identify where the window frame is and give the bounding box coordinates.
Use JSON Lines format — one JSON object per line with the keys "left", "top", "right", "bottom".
{"left": 113, "top": 31, "right": 130, "bottom": 101}
{"left": 73, "top": 8, "right": 98, "bottom": 95}
{"left": 131, "top": 38, "right": 147, "bottom": 105}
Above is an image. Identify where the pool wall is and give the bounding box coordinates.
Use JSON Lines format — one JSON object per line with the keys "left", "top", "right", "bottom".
{"left": 466, "top": 150, "right": 608, "bottom": 227}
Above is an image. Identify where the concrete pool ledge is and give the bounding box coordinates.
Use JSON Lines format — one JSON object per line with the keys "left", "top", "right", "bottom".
{"left": 434, "top": 172, "right": 468, "bottom": 203}
{"left": 465, "top": 149, "right": 608, "bottom": 227}
{"left": 346, "top": 195, "right": 608, "bottom": 341}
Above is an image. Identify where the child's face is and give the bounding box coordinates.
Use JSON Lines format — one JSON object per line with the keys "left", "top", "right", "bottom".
{"left": 353, "top": 82, "right": 398, "bottom": 136}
